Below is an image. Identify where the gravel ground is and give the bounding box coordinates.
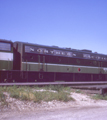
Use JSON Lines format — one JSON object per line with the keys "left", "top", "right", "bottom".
{"left": 1, "top": 106, "right": 107, "bottom": 120}
{"left": 1, "top": 90, "right": 107, "bottom": 120}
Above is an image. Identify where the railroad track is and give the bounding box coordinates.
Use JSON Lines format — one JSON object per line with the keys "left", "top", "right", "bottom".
{"left": 1, "top": 81, "right": 107, "bottom": 86}
{"left": 1, "top": 81, "right": 107, "bottom": 95}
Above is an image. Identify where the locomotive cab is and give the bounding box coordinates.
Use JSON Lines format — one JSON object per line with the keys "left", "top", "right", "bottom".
{"left": 0, "top": 39, "right": 13, "bottom": 70}
{"left": 0, "top": 39, "right": 13, "bottom": 83}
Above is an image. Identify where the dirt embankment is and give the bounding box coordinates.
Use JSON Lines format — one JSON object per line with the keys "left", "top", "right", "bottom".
{"left": 1, "top": 90, "right": 107, "bottom": 120}
{"left": 1, "top": 90, "right": 107, "bottom": 112}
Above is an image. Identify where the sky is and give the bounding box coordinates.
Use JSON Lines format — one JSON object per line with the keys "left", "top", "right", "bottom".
{"left": 0, "top": 0, "right": 107, "bottom": 54}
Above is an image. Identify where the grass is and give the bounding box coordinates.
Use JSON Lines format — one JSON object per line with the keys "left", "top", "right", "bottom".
{"left": 0, "top": 85, "right": 74, "bottom": 105}
{"left": 0, "top": 92, "right": 6, "bottom": 102}
{"left": 0, "top": 91, "right": 8, "bottom": 107}
{"left": 92, "top": 94, "right": 107, "bottom": 100}
{"left": 33, "top": 90, "right": 73, "bottom": 103}
{"left": 75, "top": 89, "right": 81, "bottom": 93}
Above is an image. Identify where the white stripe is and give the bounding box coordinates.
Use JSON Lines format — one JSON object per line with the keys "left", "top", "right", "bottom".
{"left": 22, "top": 62, "right": 101, "bottom": 69}
{"left": 0, "top": 52, "right": 13, "bottom": 61}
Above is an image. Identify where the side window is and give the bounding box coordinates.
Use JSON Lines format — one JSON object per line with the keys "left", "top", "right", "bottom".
{"left": 0, "top": 42, "right": 11, "bottom": 51}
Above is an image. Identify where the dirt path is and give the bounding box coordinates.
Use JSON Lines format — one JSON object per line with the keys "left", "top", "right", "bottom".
{"left": 1, "top": 106, "right": 107, "bottom": 120}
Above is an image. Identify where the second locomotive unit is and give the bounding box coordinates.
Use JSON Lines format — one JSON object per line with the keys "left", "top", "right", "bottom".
{"left": 0, "top": 39, "right": 107, "bottom": 83}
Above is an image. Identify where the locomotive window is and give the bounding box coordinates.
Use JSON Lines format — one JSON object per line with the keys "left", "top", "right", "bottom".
{"left": 0, "top": 43, "right": 11, "bottom": 51}
{"left": 83, "top": 54, "right": 90, "bottom": 59}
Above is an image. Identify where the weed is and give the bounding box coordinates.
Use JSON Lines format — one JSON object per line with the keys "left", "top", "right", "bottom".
{"left": 0, "top": 92, "right": 5, "bottom": 101}
{"left": 0, "top": 86, "right": 74, "bottom": 103}
{"left": 92, "top": 94, "right": 107, "bottom": 100}
{"left": 33, "top": 90, "right": 73, "bottom": 103}
{"left": 10, "top": 92, "right": 20, "bottom": 99}
{"left": 0, "top": 92, "right": 8, "bottom": 106}
{"left": 75, "top": 89, "right": 81, "bottom": 93}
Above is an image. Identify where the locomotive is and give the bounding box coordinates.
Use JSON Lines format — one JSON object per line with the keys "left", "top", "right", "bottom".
{"left": 0, "top": 39, "right": 107, "bottom": 83}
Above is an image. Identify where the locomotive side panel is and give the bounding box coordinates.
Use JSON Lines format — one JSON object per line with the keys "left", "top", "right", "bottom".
{"left": 13, "top": 42, "right": 105, "bottom": 82}
{"left": 21, "top": 43, "right": 101, "bottom": 75}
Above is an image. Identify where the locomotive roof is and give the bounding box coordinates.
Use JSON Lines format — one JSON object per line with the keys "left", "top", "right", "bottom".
{"left": 14, "top": 41, "right": 107, "bottom": 56}
{"left": 0, "top": 39, "right": 12, "bottom": 43}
